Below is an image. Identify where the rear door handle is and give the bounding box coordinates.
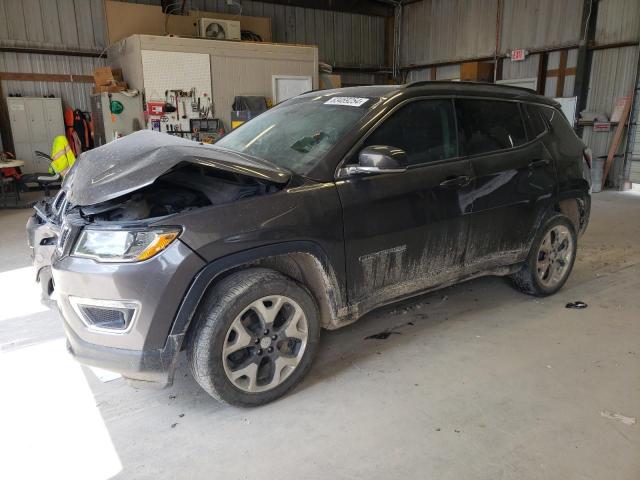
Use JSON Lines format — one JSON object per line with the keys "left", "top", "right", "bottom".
{"left": 528, "top": 159, "right": 550, "bottom": 168}
{"left": 439, "top": 175, "right": 471, "bottom": 188}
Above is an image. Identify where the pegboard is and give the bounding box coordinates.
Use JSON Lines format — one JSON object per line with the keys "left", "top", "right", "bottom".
{"left": 141, "top": 50, "right": 211, "bottom": 101}
{"left": 141, "top": 50, "right": 213, "bottom": 136}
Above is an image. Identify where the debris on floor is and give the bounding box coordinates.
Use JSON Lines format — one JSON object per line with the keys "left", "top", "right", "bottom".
{"left": 600, "top": 410, "right": 636, "bottom": 426}
{"left": 365, "top": 330, "right": 401, "bottom": 340}
{"left": 566, "top": 301, "right": 588, "bottom": 309}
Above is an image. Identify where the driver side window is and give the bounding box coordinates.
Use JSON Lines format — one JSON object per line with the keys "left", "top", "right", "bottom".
{"left": 361, "top": 99, "right": 458, "bottom": 166}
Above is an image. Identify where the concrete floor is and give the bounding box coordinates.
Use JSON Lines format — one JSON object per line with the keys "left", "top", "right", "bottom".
{"left": 0, "top": 190, "right": 639, "bottom": 480}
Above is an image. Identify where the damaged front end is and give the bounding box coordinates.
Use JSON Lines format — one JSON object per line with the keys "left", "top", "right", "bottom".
{"left": 29, "top": 130, "right": 290, "bottom": 304}
{"left": 30, "top": 130, "right": 291, "bottom": 386}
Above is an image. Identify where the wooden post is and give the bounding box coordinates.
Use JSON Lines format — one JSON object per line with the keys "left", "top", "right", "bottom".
{"left": 556, "top": 50, "right": 568, "bottom": 97}
{"left": 601, "top": 94, "right": 633, "bottom": 190}
{"left": 537, "top": 51, "right": 548, "bottom": 95}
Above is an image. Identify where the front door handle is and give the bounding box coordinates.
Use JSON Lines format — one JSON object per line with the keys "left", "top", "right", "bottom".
{"left": 528, "top": 159, "right": 550, "bottom": 168}
{"left": 439, "top": 175, "right": 471, "bottom": 188}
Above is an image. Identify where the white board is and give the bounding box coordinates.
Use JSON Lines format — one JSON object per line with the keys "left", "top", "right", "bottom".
{"left": 272, "top": 75, "right": 312, "bottom": 104}
{"left": 554, "top": 96, "right": 577, "bottom": 126}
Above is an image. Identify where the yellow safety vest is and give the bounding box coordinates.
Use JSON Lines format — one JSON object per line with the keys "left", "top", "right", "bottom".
{"left": 49, "top": 136, "right": 76, "bottom": 176}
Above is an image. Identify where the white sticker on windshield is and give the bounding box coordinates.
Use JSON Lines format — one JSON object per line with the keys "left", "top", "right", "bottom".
{"left": 324, "top": 97, "right": 369, "bottom": 107}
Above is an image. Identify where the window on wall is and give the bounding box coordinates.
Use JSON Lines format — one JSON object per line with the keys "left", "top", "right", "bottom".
{"left": 362, "top": 99, "right": 457, "bottom": 166}
{"left": 455, "top": 99, "right": 527, "bottom": 156}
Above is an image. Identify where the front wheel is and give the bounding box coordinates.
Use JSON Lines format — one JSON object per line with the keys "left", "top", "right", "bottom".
{"left": 187, "top": 268, "right": 320, "bottom": 406}
{"left": 511, "top": 215, "right": 577, "bottom": 296}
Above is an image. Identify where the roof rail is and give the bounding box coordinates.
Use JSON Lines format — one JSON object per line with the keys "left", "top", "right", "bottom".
{"left": 404, "top": 80, "right": 537, "bottom": 94}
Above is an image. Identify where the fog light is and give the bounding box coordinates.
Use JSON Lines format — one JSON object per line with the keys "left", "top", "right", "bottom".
{"left": 69, "top": 297, "right": 139, "bottom": 333}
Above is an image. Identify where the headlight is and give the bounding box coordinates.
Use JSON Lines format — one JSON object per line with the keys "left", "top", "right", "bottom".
{"left": 72, "top": 228, "right": 180, "bottom": 263}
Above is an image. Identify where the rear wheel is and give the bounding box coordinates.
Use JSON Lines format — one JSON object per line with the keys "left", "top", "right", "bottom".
{"left": 511, "top": 215, "right": 577, "bottom": 296}
{"left": 187, "top": 268, "right": 320, "bottom": 406}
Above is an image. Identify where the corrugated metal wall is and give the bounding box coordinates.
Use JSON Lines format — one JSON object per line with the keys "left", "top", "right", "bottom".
{"left": 401, "top": 0, "right": 640, "bottom": 188}
{"left": 0, "top": 0, "right": 108, "bottom": 113}
{"left": 0, "top": 0, "right": 107, "bottom": 50}
{"left": 582, "top": 46, "right": 639, "bottom": 186}
{"left": 0, "top": 0, "right": 384, "bottom": 111}
{"left": 127, "top": 0, "right": 386, "bottom": 67}
{"left": 629, "top": 66, "right": 640, "bottom": 183}
{"left": 401, "top": 0, "right": 584, "bottom": 67}
{"left": 0, "top": 0, "right": 385, "bottom": 149}
{"left": 401, "top": 0, "right": 497, "bottom": 66}
{"left": 582, "top": 0, "right": 640, "bottom": 186}
{"left": 499, "top": 0, "right": 583, "bottom": 53}
{"left": 595, "top": 0, "right": 640, "bottom": 44}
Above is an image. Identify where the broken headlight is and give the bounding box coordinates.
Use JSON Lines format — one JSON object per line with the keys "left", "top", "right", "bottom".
{"left": 72, "top": 228, "right": 181, "bottom": 263}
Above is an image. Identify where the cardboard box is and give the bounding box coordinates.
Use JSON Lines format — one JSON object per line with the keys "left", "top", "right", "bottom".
{"left": 92, "top": 81, "right": 128, "bottom": 93}
{"left": 93, "top": 67, "right": 123, "bottom": 86}
{"left": 460, "top": 62, "right": 494, "bottom": 82}
{"left": 320, "top": 74, "right": 341, "bottom": 89}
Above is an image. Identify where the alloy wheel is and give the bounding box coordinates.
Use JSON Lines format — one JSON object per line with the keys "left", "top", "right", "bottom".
{"left": 222, "top": 295, "right": 309, "bottom": 393}
{"left": 535, "top": 225, "right": 574, "bottom": 288}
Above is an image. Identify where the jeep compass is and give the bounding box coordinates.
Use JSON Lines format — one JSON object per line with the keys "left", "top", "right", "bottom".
{"left": 28, "top": 82, "right": 591, "bottom": 406}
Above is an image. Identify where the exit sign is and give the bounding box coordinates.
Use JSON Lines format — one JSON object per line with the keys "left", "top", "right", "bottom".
{"left": 510, "top": 49, "right": 527, "bottom": 61}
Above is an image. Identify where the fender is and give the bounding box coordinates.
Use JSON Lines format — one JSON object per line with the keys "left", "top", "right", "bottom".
{"left": 165, "top": 240, "right": 344, "bottom": 345}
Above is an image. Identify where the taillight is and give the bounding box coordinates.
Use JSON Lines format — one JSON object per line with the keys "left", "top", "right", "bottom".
{"left": 583, "top": 148, "right": 592, "bottom": 168}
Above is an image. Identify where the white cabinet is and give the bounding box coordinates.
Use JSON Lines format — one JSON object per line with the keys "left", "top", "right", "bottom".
{"left": 7, "top": 97, "right": 64, "bottom": 174}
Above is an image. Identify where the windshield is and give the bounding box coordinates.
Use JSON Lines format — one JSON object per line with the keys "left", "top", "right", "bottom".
{"left": 215, "top": 95, "right": 375, "bottom": 176}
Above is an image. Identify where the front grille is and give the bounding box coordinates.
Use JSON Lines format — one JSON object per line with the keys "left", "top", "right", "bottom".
{"left": 79, "top": 306, "right": 131, "bottom": 330}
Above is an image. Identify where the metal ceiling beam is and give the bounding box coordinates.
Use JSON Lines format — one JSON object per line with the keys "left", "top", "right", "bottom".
{"left": 254, "top": 0, "right": 394, "bottom": 17}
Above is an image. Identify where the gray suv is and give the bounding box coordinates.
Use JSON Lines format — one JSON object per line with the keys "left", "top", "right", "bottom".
{"left": 28, "top": 83, "right": 591, "bottom": 406}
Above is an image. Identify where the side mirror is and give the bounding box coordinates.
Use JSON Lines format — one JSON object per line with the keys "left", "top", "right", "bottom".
{"left": 343, "top": 145, "right": 408, "bottom": 176}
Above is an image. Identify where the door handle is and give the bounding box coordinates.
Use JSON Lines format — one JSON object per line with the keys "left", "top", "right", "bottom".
{"left": 528, "top": 159, "right": 550, "bottom": 168}
{"left": 439, "top": 175, "right": 471, "bottom": 188}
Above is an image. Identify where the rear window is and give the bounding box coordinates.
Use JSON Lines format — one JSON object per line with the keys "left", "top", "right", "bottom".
{"left": 456, "top": 99, "right": 527, "bottom": 156}
{"left": 537, "top": 105, "right": 577, "bottom": 138}
{"left": 523, "top": 104, "right": 547, "bottom": 138}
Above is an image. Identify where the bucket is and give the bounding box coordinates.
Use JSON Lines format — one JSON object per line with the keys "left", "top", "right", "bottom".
{"left": 591, "top": 157, "right": 604, "bottom": 193}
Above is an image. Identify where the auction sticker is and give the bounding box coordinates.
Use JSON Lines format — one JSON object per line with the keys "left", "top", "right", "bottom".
{"left": 324, "top": 97, "right": 369, "bottom": 107}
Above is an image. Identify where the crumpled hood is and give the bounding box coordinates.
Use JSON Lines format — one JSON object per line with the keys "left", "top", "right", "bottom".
{"left": 63, "top": 130, "right": 291, "bottom": 206}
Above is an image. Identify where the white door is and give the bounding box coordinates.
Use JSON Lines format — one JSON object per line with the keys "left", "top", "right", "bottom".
{"left": 272, "top": 75, "right": 313, "bottom": 104}
{"left": 7, "top": 99, "right": 29, "bottom": 143}
{"left": 43, "top": 98, "right": 64, "bottom": 139}
{"left": 25, "top": 99, "right": 48, "bottom": 143}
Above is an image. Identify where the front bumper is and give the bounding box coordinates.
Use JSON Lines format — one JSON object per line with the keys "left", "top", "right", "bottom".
{"left": 53, "top": 239, "right": 206, "bottom": 386}
{"left": 26, "top": 210, "right": 60, "bottom": 307}
{"left": 63, "top": 319, "right": 183, "bottom": 386}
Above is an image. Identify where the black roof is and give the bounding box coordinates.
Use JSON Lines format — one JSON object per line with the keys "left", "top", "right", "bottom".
{"left": 316, "top": 82, "right": 558, "bottom": 107}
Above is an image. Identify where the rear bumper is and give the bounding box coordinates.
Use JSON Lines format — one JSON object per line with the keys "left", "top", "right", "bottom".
{"left": 63, "top": 319, "right": 182, "bottom": 386}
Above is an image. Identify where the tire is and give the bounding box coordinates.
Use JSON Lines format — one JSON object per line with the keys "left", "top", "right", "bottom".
{"left": 511, "top": 214, "right": 578, "bottom": 297}
{"left": 187, "top": 268, "right": 320, "bottom": 407}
